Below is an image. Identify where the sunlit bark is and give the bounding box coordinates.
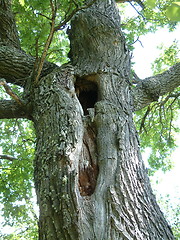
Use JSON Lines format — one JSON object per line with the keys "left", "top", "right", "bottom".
{"left": 133, "top": 62, "right": 180, "bottom": 111}
{"left": 0, "top": 0, "right": 178, "bottom": 239}
{"left": 32, "top": 1, "right": 175, "bottom": 239}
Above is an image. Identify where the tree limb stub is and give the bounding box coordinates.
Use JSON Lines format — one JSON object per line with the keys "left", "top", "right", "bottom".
{"left": 133, "top": 62, "right": 180, "bottom": 111}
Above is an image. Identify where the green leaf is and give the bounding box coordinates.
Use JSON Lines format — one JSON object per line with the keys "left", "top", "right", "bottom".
{"left": 174, "top": 1, "right": 180, "bottom": 6}
{"left": 145, "top": 0, "right": 156, "bottom": 8}
{"left": 166, "top": 2, "right": 180, "bottom": 21}
{"left": 19, "top": 0, "right": 25, "bottom": 6}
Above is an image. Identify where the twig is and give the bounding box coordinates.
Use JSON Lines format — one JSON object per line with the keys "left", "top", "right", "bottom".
{"left": 34, "top": 0, "right": 97, "bottom": 83}
{"left": 54, "top": 0, "right": 97, "bottom": 31}
{"left": 38, "top": 12, "right": 52, "bottom": 21}
{"left": 134, "top": 0, "right": 145, "bottom": 9}
{"left": 117, "top": 0, "right": 145, "bottom": 8}
{"left": 34, "top": 0, "right": 56, "bottom": 84}
{"left": 132, "top": 71, "right": 142, "bottom": 83}
{"left": 0, "top": 154, "right": 17, "bottom": 161}
{"left": 0, "top": 79, "right": 24, "bottom": 106}
{"left": 159, "top": 92, "right": 180, "bottom": 107}
{"left": 129, "top": 1, "right": 146, "bottom": 20}
{"left": 71, "top": 0, "right": 79, "bottom": 8}
{"left": 132, "top": 36, "right": 144, "bottom": 47}
{"left": 139, "top": 106, "right": 151, "bottom": 133}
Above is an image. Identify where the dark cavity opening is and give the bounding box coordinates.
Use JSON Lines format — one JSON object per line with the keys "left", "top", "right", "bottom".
{"left": 75, "top": 77, "right": 98, "bottom": 115}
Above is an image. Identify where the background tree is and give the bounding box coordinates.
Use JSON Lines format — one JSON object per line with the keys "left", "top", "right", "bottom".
{"left": 0, "top": 0, "right": 179, "bottom": 239}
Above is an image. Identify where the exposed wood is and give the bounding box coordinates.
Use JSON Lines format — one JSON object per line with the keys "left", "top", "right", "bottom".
{"left": 32, "top": 1, "right": 174, "bottom": 239}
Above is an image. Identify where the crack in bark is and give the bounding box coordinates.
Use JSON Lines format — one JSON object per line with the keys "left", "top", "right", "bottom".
{"left": 78, "top": 124, "right": 99, "bottom": 196}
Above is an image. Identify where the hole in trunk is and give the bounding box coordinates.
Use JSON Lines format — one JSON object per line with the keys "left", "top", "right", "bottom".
{"left": 78, "top": 125, "right": 99, "bottom": 196}
{"left": 79, "top": 164, "right": 99, "bottom": 196}
{"left": 75, "top": 76, "right": 98, "bottom": 115}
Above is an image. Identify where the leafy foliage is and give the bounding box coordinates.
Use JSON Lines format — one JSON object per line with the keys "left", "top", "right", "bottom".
{"left": 120, "top": 0, "right": 178, "bottom": 50}
{"left": 152, "top": 40, "right": 180, "bottom": 74}
{"left": 0, "top": 0, "right": 179, "bottom": 238}
{"left": 134, "top": 41, "right": 180, "bottom": 175}
{"left": 0, "top": 83, "right": 37, "bottom": 238}
{"left": 0, "top": 118, "right": 37, "bottom": 238}
{"left": 150, "top": 191, "right": 180, "bottom": 239}
{"left": 12, "top": 0, "right": 71, "bottom": 63}
{"left": 166, "top": 1, "right": 180, "bottom": 21}
{"left": 159, "top": 195, "right": 180, "bottom": 239}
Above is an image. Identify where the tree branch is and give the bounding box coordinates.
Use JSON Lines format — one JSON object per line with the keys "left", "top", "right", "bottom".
{"left": 0, "top": 0, "right": 21, "bottom": 48}
{"left": 133, "top": 62, "right": 180, "bottom": 111}
{"left": 0, "top": 154, "right": 17, "bottom": 161}
{"left": 116, "top": 0, "right": 145, "bottom": 9}
{"left": 0, "top": 78, "right": 24, "bottom": 106}
{"left": 0, "top": 100, "right": 32, "bottom": 119}
{"left": 34, "top": 0, "right": 57, "bottom": 84}
{"left": 54, "top": 0, "right": 97, "bottom": 31}
{"left": 33, "top": 0, "right": 97, "bottom": 84}
{"left": 0, "top": 46, "right": 57, "bottom": 86}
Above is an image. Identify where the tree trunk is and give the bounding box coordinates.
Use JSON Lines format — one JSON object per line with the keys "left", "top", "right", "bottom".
{"left": 0, "top": 0, "right": 177, "bottom": 239}
{"left": 31, "top": 1, "right": 174, "bottom": 239}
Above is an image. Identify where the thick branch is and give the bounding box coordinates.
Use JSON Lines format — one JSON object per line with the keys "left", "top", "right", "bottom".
{"left": 0, "top": 46, "right": 57, "bottom": 86}
{"left": 0, "top": 0, "right": 20, "bottom": 48}
{"left": 0, "top": 100, "right": 32, "bottom": 119}
{"left": 133, "top": 62, "right": 180, "bottom": 111}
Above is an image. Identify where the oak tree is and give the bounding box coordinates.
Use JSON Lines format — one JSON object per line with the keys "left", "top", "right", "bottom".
{"left": 0, "top": 0, "right": 179, "bottom": 239}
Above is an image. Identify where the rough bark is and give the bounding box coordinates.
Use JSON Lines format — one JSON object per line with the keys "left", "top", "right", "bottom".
{"left": 0, "top": 46, "right": 57, "bottom": 87}
{"left": 0, "top": 0, "right": 20, "bottom": 48}
{"left": 0, "top": 1, "right": 56, "bottom": 87}
{"left": 31, "top": 1, "right": 175, "bottom": 239}
{"left": 133, "top": 62, "right": 180, "bottom": 111}
{"left": 0, "top": 0, "right": 178, "bottom": 239}
{"left": 0, "top": 99, "right": 31, "bottom": 119}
